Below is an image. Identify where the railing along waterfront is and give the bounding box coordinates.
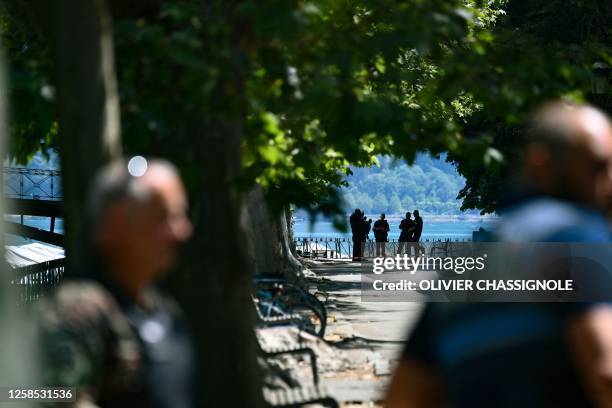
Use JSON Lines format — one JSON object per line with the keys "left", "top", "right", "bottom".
{"left": 4, "top": 167, "right": 62, "bottom": 200}
{"left": 9, "top": 237, "right": 471, "bottom": 304}
{"left": 293, "top": 236, "right": 471, "bottom": 259}
{"left": 10, "top": 258, "right": 65, "bottom": 305}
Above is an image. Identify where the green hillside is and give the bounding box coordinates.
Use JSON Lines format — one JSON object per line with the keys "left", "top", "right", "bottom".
{"left": 13, "top": 151, "right": 467, "bottom": 216}
{"left": 342, "top": 154, "right": 473, "bottom": 215}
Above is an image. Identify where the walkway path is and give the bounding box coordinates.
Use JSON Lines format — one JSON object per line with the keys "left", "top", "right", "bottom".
{"left": 258, "top": 258, "right": 424, "bottom": 406}
{"left": 311, "top": 258, "right": 423, "bottom": 404}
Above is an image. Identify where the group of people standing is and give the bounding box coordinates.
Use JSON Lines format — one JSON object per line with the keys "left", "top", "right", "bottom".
{"left": 349, "top": 209, "right": 423, "bottom": 260}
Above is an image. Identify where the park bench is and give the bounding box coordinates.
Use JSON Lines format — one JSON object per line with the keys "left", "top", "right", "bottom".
{"left": 255, "top": 302, "right": 338, "bottom": 407}
{"left": 429, "top": 238, "right": 451, "bottom": 257}
{"left": 257, "top": 329, "right": 339, "bottom": 407}
{"left": 253, "top": 277, "right": 328, "bottom": 338}
{"left": 253, "top": 297, "right": 307, "bottom": 328}
{"left": 262, "top": 385, "right": 339, "bottom": 407}
{"left": 258, "top": 342, "right": 320, "bottom": 385}
{"left": 312, "top": 250, "right": 328, "bottom": 258}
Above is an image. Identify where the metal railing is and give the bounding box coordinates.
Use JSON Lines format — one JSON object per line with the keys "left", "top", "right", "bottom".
{"left": 293, "top": 236, "right": 471, "bottom": 259}
{"left": 4, "top": 167, "right": 62, "bottom": 200}
{"left": 7, "top": 237, "right": 471, "bottom": 304}
{"left": 10, "top": 258, "right": 65, "bottom": 305}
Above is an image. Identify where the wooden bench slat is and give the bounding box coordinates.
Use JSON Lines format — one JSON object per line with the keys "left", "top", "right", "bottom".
{"left": 263, "top": 385, "right": 336, "bottom": 407}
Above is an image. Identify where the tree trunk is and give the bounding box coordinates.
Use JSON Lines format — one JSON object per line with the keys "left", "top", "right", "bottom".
{"left": 277, "top": 207, "right": 305, "bottom": 282}
{"left": 174, "top": 120, "right": 265, "bottom": 407}
{"left": 33, "top": 0, "right": 121, "bottom": 273}
{"left": 0, "top": 41, "right": 38, "bottom": 390}
{"left": 244, "top": 187, "right": 304, "bottom": 282}
{"left": 244, "top": 186, "right": 279, "bottom": 276}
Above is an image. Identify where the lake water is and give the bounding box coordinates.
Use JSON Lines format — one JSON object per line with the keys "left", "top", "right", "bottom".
{"left": 293, "top": 217, "right": 497, "bottom": 240}
{"left": 5, "top": 216, "right": 64, "bottom": 246}
{"left": 5, "top": 215, "right": 496, "bottom": 245}
{"left": 6, "top": 215, "right": 64, "bottom": 232}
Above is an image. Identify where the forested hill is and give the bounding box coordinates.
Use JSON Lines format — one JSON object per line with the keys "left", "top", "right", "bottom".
{"left": 7, "top": 150, "right": 60, "bottom": 170}
{"left": 342, "top": 154, "right": 474, "bottom": 215}
{"left": 13, "top": 151, "right": 468, "bottom": 216}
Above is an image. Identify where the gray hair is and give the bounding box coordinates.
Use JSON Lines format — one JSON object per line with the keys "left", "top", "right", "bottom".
{"left": 87, "top": 158, "right": 179, "bottom": 231}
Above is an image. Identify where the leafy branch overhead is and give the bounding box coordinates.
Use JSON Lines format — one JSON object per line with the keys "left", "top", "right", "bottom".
{"left": 2, "top": 0, "right": 609, "bottom": 216}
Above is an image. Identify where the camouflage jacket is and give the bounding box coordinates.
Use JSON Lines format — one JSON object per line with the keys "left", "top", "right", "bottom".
{"left": 38, "top": 280, "right": 147, "bottom": 407}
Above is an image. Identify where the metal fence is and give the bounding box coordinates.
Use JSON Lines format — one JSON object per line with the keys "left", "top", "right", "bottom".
{"left": 10, "top": 258, "right": 65, "bottom": 305}
{"left": 293, "top": 236, "right": 471, "bottom": 259}
{"left": 4, "top": 167, "right": 62, "bottom": 200}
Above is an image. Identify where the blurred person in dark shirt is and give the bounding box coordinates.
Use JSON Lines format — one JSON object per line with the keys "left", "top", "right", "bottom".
{"left": 386, "top": 102, "right": 612, "bottom": 407}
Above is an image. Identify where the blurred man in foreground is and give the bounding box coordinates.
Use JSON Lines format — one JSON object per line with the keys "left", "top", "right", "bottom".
{"left": 386, "top": 102, "right": 612, "bottom": 407}
{"left": 39, "top": 158, "right": 194, "bottom": 408}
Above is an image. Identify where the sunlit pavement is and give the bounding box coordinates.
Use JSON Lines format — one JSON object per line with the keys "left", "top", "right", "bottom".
{"left": 302, "top": 259, "right": 424, "bottom": 405}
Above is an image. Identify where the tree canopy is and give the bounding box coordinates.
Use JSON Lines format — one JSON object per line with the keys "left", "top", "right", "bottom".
{"left": 3, "top": 0, "right": 610, "bottom": 214}
{"left": 446, "top": 0, "right": 612, "bottom": 213}
{"left": 1, "top": 0, "right": 511, "bottom": 220}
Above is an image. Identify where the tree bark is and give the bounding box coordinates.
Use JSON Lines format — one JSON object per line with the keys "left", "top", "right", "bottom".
{"left": 277, "top": 207, "right": 305, "bottom": 282}
{"left": 32, "top": 0, "right": 121, "bottom": 273}
{"left": 244, "top": 187, "right": 304, "bottom": 282}
{"left": 244, "top": 186, "right": 279, "bottom": 276}
{"left": 0, "top": 41, "right": 38, "bottom": 390}
{"left": 174, "top": 120, "right": 265, "bottom": 407}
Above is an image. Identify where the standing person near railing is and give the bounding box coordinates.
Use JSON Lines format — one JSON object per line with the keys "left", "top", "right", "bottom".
{"left": 410, "top": 210, "right": 423, "bottom": 256}
{"left": 373, "top": 213, "right": 390, "bottom": 257}
{"left": 350, "top": 209, "right": 364, "bottom": 261}
{"left": 398, "top": 212, "right": 415, "bottom": 255}
{"left": 361, "top": 213, "right": 373, "bottom": 258}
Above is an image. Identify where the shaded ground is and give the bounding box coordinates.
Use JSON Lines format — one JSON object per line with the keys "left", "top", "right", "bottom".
{"left": 258, "top": 258, "right": 424, "bottom": 406}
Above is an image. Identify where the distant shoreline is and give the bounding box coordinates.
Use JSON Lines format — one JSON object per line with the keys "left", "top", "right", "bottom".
{"left": 293, "top": 214, "right": 498, "bottom": 223}
{"left": 376, "top": 214, "right": 498, "bottom": 222}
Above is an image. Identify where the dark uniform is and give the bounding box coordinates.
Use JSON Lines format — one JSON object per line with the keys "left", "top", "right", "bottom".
{"left": 361, "top": 216, "right": 372, "bottom": 258}
{"left": 350, "top": 211, "right": 364, "bottom": 260}
{"left": 410, "top": 214, "right": 423, "bottom": 256}
{"left": 373, "top": 219, "right": 390, "bottom": 257}
{"left": 398, "top": 218, "right": 415, "bottom": 255}
{"left": 39, "top": 278, "right": 195, "bottom": 408}
{"left": 412, "top": 214, "right": 423, "bottom": 242}
{"left": 401, "top": 197, "right": 612, "bottom": 408}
